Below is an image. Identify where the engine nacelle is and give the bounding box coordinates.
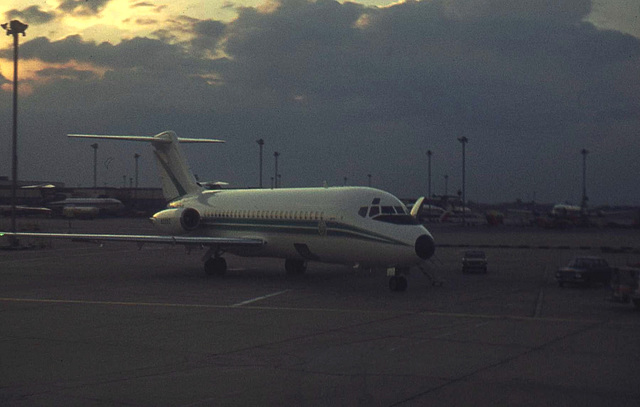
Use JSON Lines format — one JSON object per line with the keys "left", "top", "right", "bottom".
{"left": 152, "top": 207, "right": 201, "bottom": 235}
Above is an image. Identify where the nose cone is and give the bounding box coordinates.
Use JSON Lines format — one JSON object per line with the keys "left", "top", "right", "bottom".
{"left": 415, "top": 234, "right": 435, "bottom": 260}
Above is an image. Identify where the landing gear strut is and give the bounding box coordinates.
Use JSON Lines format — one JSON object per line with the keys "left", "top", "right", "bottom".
{"left": 205, "top": 256, "right": 227, "bottom": 276}
{"left": 388, "top": 275, "right": 408, "bottom": 292}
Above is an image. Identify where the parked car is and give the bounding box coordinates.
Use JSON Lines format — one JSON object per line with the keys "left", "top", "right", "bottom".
{"left": 610, "top": 266, "right": 640, "bottom": 308}
{"left": 462, "top": 250, "right": 487, "bottom": 273}
{"left": 556, "top": 256, "right": 612, "bottom": 287}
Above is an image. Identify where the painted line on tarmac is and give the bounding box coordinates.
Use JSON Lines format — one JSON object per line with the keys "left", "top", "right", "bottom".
{"left": 437, "top": 244, "right": 640, "bottom": 253}
{"left": 230, "top": 290, "right": 291, "bottom": 307}
{"left": 0, "top": 296, "right": 630, "bottom": 326}
{"left": 0, "top": 247, "right": 170, "bottom": 265}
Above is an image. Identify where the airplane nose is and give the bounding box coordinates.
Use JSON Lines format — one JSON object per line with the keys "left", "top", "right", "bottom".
{"left": 415, "top": 234, "right": 435, "bottom": 260}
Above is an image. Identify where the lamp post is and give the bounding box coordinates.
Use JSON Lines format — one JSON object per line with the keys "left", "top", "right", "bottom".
{"left": 91, "top": 143, "right": 98, "bottom": 188}
{"left": 134, "top": 153, "right": 140, "bottom": 189}
{"left": 444, "top": 174, "right": 448, "bottom": 196}
{"left": 458, "top": 137, "right": 468, "bottom": 226}
{"left": 367, "top": 174, "right": 372, "bottom": 187}
{"left": 273, "top": 152, "right": 280, "bottom": 188}
{"left": 427, "top": 150, "right": 432, "bottom": 199}
{"left": 581, "top": 148, "right": 589, "bottom": 213}
{"left": 2, "top": 20, "right": 27, "bottom": 240}
{"left": 256, "top": 139, "right": 264, "bottom": 188}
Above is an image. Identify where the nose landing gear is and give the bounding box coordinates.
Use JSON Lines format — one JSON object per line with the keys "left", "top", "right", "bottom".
{"left": 285, "top": 258, "right": 307, "bottom": 275}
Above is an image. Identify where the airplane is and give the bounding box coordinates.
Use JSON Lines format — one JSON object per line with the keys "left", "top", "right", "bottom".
{"left": 47, "top": 197, "right": 125, "bottom": 219}
{"left": 0, "top": 131, "right": 436, "bottom": 291}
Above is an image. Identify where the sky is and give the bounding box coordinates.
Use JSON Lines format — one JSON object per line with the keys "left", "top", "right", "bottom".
{"left": 0, "top": 0, "right": 639, "bottom": 206}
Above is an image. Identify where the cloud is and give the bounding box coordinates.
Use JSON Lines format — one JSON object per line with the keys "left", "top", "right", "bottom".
{"left": 441, "top": 0, "right": 591, "bottom": 23}
{"left": 220, "top": 0, "right": 631, "bottom": 134}
{"left": 131, "top": 2, "right": 155, "bottom": 8}
{"left": 4, "top": 5, "right": 56, "bottom": 25}
{"left": 36, "top": 67, "right": 99, "bottom": 81}
{"left": 13, "top": 35, "right": 207, "bottom": 73}
{"left": 189, "top": 20, "right": 227, "bottom": 54}
{"left": 57, "top": 0, "right": 113, "bottom": 16}
{"left": 2, "top": 0, "right": 639, "bottom": 204}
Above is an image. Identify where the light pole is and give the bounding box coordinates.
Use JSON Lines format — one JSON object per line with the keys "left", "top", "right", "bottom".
{"left": 2, "top": 20, "right": 27, "bottom": 240}
{"left": 343, "top": 177, "right": 347, "bottom": 186}
{"left": 458, "top": 137, "right": 468, "bottom": 226}
{"left": 427, "top": 150, "right": 432, "bottom": 199}
{"left": 256, "top": 139, "right": 264, "bottom": 188}
{"left": 444, "top": 174, "right": 448, "bottom": 196}
{"left": 274, "top": 152, "right": 280, "bottom": 188}
{"left": 581, "top": 148, "right": 589, "bottom": 213}
{"left": 134, "top": 153, "right": 140, "bottom": 189}
{"left": 91, "top": 143, "right": 98, "bottom": 188}
{"left": 367, "top": 174, "right": 372, "bottom": 187}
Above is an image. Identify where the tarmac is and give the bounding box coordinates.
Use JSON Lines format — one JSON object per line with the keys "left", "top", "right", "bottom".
{"left": 1, "top": 218, "right": 639, "bottom": 406}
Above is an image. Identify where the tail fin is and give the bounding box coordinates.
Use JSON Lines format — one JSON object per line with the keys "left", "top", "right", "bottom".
{"left": 68, "top": 131, "right": 224, "bottom": 202}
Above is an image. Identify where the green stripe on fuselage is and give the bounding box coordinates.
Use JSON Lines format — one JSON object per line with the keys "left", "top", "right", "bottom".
{"left": 201, "top": 218, "right": 410, "bottom": 247}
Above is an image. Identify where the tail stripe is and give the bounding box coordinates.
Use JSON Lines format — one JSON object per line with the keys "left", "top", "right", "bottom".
{"left": 153, "top": 150, "right": 188, "bottom": 199}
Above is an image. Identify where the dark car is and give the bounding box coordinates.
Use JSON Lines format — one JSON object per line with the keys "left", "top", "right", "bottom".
{"left": 462, "top": 250, "right": 487, "bottom": 273}
{"left": 556, "top": 256, "right": 612, "bottom": 287}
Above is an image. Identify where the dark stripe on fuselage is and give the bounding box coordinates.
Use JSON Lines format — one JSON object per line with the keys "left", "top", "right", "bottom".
{"left": 154, "top": 150, "right": 188, "bottom": 197}
{"left": 200, "top": 218, "right": 411, "bottom": 247}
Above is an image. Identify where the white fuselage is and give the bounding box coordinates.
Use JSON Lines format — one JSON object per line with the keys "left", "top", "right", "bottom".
{"left": 153, "top": 187, "right": 435, "bottom": 268}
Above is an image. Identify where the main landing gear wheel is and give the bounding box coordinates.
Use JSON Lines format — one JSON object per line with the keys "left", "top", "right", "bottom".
{"left": 205, "top": 257, "right": 227, "bottom": 276}
{"left": 285, "top": 259, "right": 307, "bottom": 275}
{"left": 389, "top": 275, "right": 408, "bottom": 292}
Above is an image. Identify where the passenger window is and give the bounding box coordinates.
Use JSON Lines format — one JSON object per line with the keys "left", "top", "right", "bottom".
{"left": 369, "top": 206, "right": 380, "bottom": 217}
{"left": 381, "top": 206, "right": 394, "bottom": 214}
{"left": 358, "top": 207, "right": 368, "bottom": 218}
{"left": 395, "top": 206, "right": 406, "bottom": 214}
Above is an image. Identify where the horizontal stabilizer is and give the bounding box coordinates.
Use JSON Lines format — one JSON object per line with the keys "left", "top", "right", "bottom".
{"left": 68, "top": 132, "right": 225, "bottom": 144}
{"left": 67, "top": 130, "right": 223, "bottom": 201}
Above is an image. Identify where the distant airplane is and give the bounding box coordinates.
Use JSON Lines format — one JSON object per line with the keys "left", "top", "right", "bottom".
{"left": 1, "top": 131, "right": 435, "bottom": 291}
{"left": 47, "top": 197, "right": 124, "bottom": 219}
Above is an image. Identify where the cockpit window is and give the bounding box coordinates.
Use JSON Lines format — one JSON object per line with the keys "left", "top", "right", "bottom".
{"left": 372, "top": 214, "right": 419, "bottom": 225}
{"left": 358, "top": 202, "right": 417, "bottom": 224}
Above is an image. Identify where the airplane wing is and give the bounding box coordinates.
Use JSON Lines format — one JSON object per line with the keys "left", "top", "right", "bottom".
{"left": 0, "top": 232, "right": 264, "bottom": 247}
